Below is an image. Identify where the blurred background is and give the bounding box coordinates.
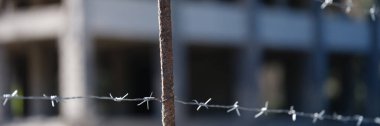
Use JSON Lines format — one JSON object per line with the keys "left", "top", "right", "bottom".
{"left": 0, "top": 0, "right": 379, "bottom": 126}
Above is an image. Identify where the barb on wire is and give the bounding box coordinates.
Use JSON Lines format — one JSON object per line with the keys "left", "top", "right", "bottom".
{"left": 137, "top": 92, "right": 154, "bottom": 110}
{"left": 43, "top": 94, "right": 59, "bottom": 107}
{"left": 321, "top": 0, "right": 333, "bottom": 9}
{"left": 227, "top": 101, "right": 240, "bottom": 116}
{"left": 370, "top": 5, "right": 376, "bottom": 21}
{"left": 375, "top": 117, "right": 380, "bottom": 125}
{"left": 2, "top": 90, "right": 17, "bottom": 106}
{"left": 109, "top": 93, "right": 128, "bottom": 102}
{"left": 254, "top": 101, "right": 268, "bottom": 118}
{"left": 333, "top": 113, "right": 343, "bottom": 121}
{"left": 345, "top": 0, "right": 353, "bottom": 13}
{"left": 288, "top": 106, "right": 296, "bottom": 121}
{"left": 193, "top": 98, "right": 211, "bottom": 111}
{"left": 312, "top": 110, "right": 325, "bottom": 123}
{"left": 316, "top": 0, "right": 379, "bottom": 21}
{"left": 355, "top": 115, "right": 364, "bottom": 126}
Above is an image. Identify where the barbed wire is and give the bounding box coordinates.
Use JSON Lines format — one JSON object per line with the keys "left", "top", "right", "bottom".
{"left": 1, "top": 90, "right": 380, "bottom": 126}
{"left": 315, "top": 0, "right": 378, "bottom": 21}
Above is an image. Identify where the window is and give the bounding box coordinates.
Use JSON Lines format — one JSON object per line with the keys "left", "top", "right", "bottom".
{"left": 6, "top": 40, "right": 59, "bottom": 118}
{"left": 287, "top": 0, "right": 310, "bottom": 10}
{"left": 260, "top": 0, "right": 278, "bottom": 7}
{"left": 187, "top": 46, "right": 237, "bottom": 116}
{"left": 96, "top": 41, "right": 156, "bottom": 117}
{"left": 262, "top": 50, "right": 307, "bottom": 109}
{"left": 260, "top": 0, "right": 311, "bottom": 9}
{"left": 326, "top": 54, "right": 365, "bottom": 115}
{"left": 191, "top": 0, "right": 239, "bottom": 4}
{"left": 13, "top": 0, "right": 62, "bottom": 9}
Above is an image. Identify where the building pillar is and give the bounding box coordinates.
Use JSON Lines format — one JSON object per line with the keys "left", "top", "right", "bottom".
{"left": 365, "top": 16, "right": 380, "bottom": 117}
{"left": 28, "top": 45, "right": 55, "bottom": 116}
{"left": 299, "top": 0, "right": 328, "bottom": 112}
{"left": 300, "top": 50, "right": 328, "bottom": 112}
{"left": 236, "top": 47, "right": 262, "bottom": 106}
{"left": 0, "top": 45, "right": 11, "bottom": 123}
{"left": 235, "top": 0, "right": 261, "bottom": 124}
{"left": 240, "top": 0, "right": 262, "bottom": 105}
{"left": 59, "top": 0, "right": 95, "bottom": 125}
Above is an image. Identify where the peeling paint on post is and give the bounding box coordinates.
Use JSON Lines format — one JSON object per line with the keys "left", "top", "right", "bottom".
{"left": 158, "top": 0, "right": 175, "bottom": 125}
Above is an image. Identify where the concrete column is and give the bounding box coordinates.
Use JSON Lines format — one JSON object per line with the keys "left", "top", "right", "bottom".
{"left": 235, "top": 45, "right": 262, "bottom": 126}
{"left": 236, "top": 47, "right": 262, "bottom": 106}
{"left": 298, "top": 0, "right": 328, "bottom": 112}
{"left": 59, "top": 0, "right": 95, "bottom": 125}
{"left": 365, "top": 17, "right": 380, "bottom": 116}
{"left": 299, "top": 51, "right": 328, "bottom": 112}
{"left": 0, "top": 45, "right": 10, "bottom": 123}
{"left": 235, "top": 0, "right": 261, "bottom": 125}
{"left": 239, "top": 0, "right": 262, "bottom": 107}
{"left": 28, "top": 45, "right": 55, "bottom": 116}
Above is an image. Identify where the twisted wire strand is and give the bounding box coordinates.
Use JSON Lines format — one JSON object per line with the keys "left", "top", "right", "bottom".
{"left": 1, "top": 93, "right": 379, "bottom": 125}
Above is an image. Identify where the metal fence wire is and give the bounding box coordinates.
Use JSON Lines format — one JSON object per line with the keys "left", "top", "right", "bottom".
{"left": 1, "top": 90, "right": 380, "bottom": 126}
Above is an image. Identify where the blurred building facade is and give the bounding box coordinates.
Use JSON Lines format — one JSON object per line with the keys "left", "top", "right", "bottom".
{"left": 0, "top": 0, "right": 379, "bottom": 126}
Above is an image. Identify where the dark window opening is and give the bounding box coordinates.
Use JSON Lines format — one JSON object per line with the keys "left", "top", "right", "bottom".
{"left": 96, "top": 41, "right": 156, "bottom": 117}
{"left": 287, "top": 0, "right": 311, "bottom": 10}
{"left": 219, "top": 0, "right": 238, "bottom": 3}
{"left": 6, "top": 41, "right": 59, "bottom": 118}
{"left": 262, "top": 50, "right": 308, "bottom": 110}
{"left": 14, "top": 0, "right": 62, "bottom": 9}
{"left": 187, "top": 46, "right": 237, "bottom": 116}
{"left": 9, "top": 54, "right": 28, "bottom": 118}
{"left": 191, "top": 0, "right": 239, "bottom": 4}
{"left": 260, "top": 0, "right": 277, "bottom": 7}
{"left": 261, "top": 0, "right": 311, "bottom": 9}
{"left": 326, "top": 54, "right": 365, "bottom": 115}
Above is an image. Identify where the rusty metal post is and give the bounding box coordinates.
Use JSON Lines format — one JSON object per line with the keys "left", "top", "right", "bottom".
{"left": 158, "top": 0, "right": 175, "bottom": 125}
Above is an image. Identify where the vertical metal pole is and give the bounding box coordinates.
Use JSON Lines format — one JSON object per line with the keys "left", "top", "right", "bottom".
{"left": 158, "top": 0, "right": 175, "bottom": 125}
